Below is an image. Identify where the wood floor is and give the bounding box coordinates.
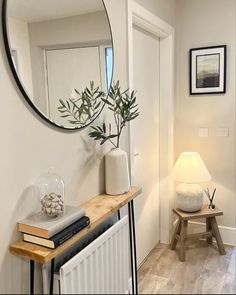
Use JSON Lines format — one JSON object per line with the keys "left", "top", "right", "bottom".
{"left": 138, "top": 241, "right": 236, "bottom": 294}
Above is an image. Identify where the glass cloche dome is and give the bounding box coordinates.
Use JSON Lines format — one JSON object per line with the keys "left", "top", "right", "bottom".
{"left": 35, "top": 168, "right": 65, "bottom": 217}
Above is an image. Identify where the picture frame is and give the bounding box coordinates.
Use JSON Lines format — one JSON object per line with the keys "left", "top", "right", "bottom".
{"left": 189, "top": 45, "right": 226, "bottom": 95}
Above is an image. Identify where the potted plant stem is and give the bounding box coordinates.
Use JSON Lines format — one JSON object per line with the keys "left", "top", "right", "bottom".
{"left": 89, "top": 81, "right": 139, "bottom": 194}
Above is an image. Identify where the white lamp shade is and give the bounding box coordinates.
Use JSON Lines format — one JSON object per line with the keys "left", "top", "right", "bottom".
{"left": 171, "top": 152, "right": 211, "bottom": 183}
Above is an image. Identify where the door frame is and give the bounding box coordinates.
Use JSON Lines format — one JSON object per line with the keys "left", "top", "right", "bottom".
{"left": 127, "top": 0, "right": 174, "bottom": 244}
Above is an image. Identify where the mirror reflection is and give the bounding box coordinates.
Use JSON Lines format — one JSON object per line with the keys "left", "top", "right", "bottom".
{"left": 6, "top": 0, "right": 113, "bottom": 129}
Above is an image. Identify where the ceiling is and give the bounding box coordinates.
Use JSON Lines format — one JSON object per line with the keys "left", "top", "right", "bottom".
{"left": 8, "top": 0, "right": 104, "bottom": 23}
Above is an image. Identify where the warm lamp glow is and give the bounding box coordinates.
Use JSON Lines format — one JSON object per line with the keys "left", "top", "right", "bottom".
{"left": 171, "top": 152, "right": 211, "bottom": 183}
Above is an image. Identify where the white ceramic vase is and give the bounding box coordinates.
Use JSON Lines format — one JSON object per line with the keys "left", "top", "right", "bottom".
{"left": 105, "top": 148, "right": 130, "bottom": 195}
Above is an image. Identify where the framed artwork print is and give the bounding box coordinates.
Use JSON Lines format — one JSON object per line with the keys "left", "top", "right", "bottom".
{"left": 190, "top": 45, "right": 226, "bottom": 95}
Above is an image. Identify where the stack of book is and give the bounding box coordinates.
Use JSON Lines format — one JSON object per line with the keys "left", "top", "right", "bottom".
{"left": 18, "top": 205, "right": 90, "bottom": 249}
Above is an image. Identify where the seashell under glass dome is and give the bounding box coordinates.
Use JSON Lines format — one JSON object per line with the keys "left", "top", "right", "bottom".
{"left": 35, "top": 168, "right": 65, "bottom": 217}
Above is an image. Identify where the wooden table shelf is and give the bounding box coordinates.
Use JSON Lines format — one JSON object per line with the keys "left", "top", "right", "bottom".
{"left": 10, "top": 186, "right": 142, "bottom": 264}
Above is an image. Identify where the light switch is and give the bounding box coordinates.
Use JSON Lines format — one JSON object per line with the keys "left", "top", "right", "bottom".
{"left": 198, "top": 128, "right": 209, "bottom": 138}
{"left": 216, "top": 127, "right": 229, "bottom": 137}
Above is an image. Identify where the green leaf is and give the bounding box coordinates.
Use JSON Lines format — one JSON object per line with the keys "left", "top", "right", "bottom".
{"left": 90, "top": 126, "right": 99, "bottom": 131}
{"left": 86, "top": 88, "right": 92, "bottom": 96}
{"left": 107, "top": 134, "right": 117, "bottom": 139}
{"left": 102, "top": 98, "right": 113, "bottom": 106}
{"left": 69, "top": 121, "right": 80, "bottom": 124}
{"left": 59, "top": 99, "right": 66, "bottom": 108}
{"left": 94, "top": 102, "right": 101, "bottom": 110}
{"left": 108, "top": 106, "right": 114, "bottom": 111}
{"left": 127, "top": 113, "right": 139, "bottom": 122}
{"left": 102, "top": 123, "right": 106, "bottom": 133}
{"left": 58, "top": 110, "right": 67, "bottom": 113}
{"left": 66, "top": 101, "right": 71, "bottom": 110}
{"left": 74, "top": 88, "right": 80, "bottom": 95}
{"left": 95, "top": 92, "right": 105, "bottom": 99}
{"left": 89, "top": 131, "right": 101, "bottom": 137}
{"left": 90, "top": 81, "right": 94, "bottom": 89}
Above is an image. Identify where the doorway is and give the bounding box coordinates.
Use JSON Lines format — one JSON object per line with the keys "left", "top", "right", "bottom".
{"left": 127, "top": 0, "right": 174, "bottom": 267}
{"left": 45, "top": 45, "right": 113, "bottom": 125}
{"left": 132, "top": 25, "right": 160, "bottom": 265}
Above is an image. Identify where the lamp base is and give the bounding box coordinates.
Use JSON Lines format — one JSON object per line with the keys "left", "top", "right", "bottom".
{"left": 176, "top": 183, "right": 203, "bottom": 212}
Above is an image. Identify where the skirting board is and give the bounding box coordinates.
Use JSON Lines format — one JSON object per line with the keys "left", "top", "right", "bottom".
{"left": 188, "top": 221, "right": 236, "bottom": 246}
{"left": 172, "top": 219, "right": 236, "bottom": 246}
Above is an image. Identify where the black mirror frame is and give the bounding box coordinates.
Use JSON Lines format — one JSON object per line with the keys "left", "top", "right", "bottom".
{"left": 1, "top": 0, "right": 114, "bottom": 130}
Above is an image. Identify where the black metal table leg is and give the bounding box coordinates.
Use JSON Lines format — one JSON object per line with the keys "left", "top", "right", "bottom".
{"left": 131, "top": 200, "right": 138, "bottom": 294}
{"left": 50, "top": 258, "right": 55, "bottom": 295}
{"left": 117, "top": 209, "right": 121, "bottom": 220}
{"left": 30, "top": 260, "right": 35, "bottom": 295}
{"left": 128, "top": 202, "right": 135, "bottom": 294}
{"left": 128, "top": 201, "right": 138, "bottom": 294}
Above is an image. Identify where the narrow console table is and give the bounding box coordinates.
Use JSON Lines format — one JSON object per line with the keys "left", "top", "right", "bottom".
{"left": 170, "top": 207, "right": 226, "bottom": 262}
{"left": 10, "top": 186, "right": 142, "bottom": 295}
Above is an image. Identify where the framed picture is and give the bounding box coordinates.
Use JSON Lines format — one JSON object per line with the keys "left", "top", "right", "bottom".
{"left": 190, "top": 45, "right": 226, "bottom": 95}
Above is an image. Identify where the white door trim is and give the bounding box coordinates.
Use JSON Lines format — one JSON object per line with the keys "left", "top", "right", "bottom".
{"left": 127, "top": 0, "right": 174, "bottom": 244}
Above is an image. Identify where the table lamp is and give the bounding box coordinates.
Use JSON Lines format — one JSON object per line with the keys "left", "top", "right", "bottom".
{"left": 171, "top": 152, "right": 211, "bottom": 212}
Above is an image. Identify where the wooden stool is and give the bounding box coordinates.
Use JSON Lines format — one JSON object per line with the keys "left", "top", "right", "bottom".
{"left": 170, "top": 207, "right": 226, "bottom": 262}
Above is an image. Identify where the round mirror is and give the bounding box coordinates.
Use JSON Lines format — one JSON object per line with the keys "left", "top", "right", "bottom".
{"left": 2, "top": 0, "right": 113, "bottom": 130}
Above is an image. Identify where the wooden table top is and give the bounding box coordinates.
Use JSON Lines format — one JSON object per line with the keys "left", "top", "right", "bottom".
{"left": 173, "top": 206, "right": 223, "bottom": 220}
{"left": 10, "top": 186, "right": 142, "bottom": 264}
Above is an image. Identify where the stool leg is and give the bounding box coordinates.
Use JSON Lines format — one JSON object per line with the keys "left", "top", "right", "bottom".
{"left": 179, "top": 220, "right": 188, "bottom": 262}
{"left": 210, "top": 217, "right": 226, "bottom": 255}
{"left": 170, "top": 218, "right": 181, "bottom": 250}
{"left": 206, "top": 217, "right": 213, "bottom": 244}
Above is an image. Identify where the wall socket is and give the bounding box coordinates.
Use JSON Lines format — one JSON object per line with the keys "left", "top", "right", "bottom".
{"left": 216, "top": 127, "right": 229, "bottom": 137}
{"left": 198, "top": 128, "right": 209, "bottom": 138}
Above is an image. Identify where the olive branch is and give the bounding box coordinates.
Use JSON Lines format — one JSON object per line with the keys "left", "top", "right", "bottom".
{"left": 58, "top": 81, "right": 105, "bottom": 127}
{"left": 88, "top": 81, "right": 139, "bottom": 148}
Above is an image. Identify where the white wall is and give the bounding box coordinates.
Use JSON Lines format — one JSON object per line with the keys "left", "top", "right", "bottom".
{"left": 0, "top": 0, "right": 127, "bottom": 293}
{"left": 8, "top": 17, "right": 33, "bottom": 98}
{"left": 0, "top": 0, "right": 177, "bottom": 291}
{"left": 175, "top": 0, "right": 236, "bottom": 242}
{"left": 134, "top": 0, "right": 176, "bottom": 26}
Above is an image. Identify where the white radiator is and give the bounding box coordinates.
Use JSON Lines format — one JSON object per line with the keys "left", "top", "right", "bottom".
{"left": 59, "top": 216, "right": 129, "bottom": 294}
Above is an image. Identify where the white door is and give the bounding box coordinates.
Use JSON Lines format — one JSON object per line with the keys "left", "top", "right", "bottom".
{"left": 46, "top": 46, "right": 102, "bottom": 125}
{"left": 132, "top": 26, "right": 160, "bottom": 265}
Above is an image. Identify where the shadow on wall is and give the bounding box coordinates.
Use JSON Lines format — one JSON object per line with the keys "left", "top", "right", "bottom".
{"left": 69, "top": 119, "right": 109, "bottom": 204}
{"left": 0, "top": 252, "right": 43, "bottom": 294}
{"left": 0, "top": 186, "right": 43, "bottom": 293}
{"left": 12, "top": 186, "right": 41, "bottom": 221}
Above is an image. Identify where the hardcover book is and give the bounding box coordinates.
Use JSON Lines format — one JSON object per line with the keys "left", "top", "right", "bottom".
{"left": 18, "top": 205, "right": 86, "bottom": 238}
{"left": 23, "top": 216, "right": 90, "bottom": 249}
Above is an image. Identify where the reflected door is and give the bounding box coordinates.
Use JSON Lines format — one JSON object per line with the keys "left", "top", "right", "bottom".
{"left": 46, "top": 46, "right": 102, "bottom": 126}
{"left": 132, "top": 26, "right": 160, "bottom": 265}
